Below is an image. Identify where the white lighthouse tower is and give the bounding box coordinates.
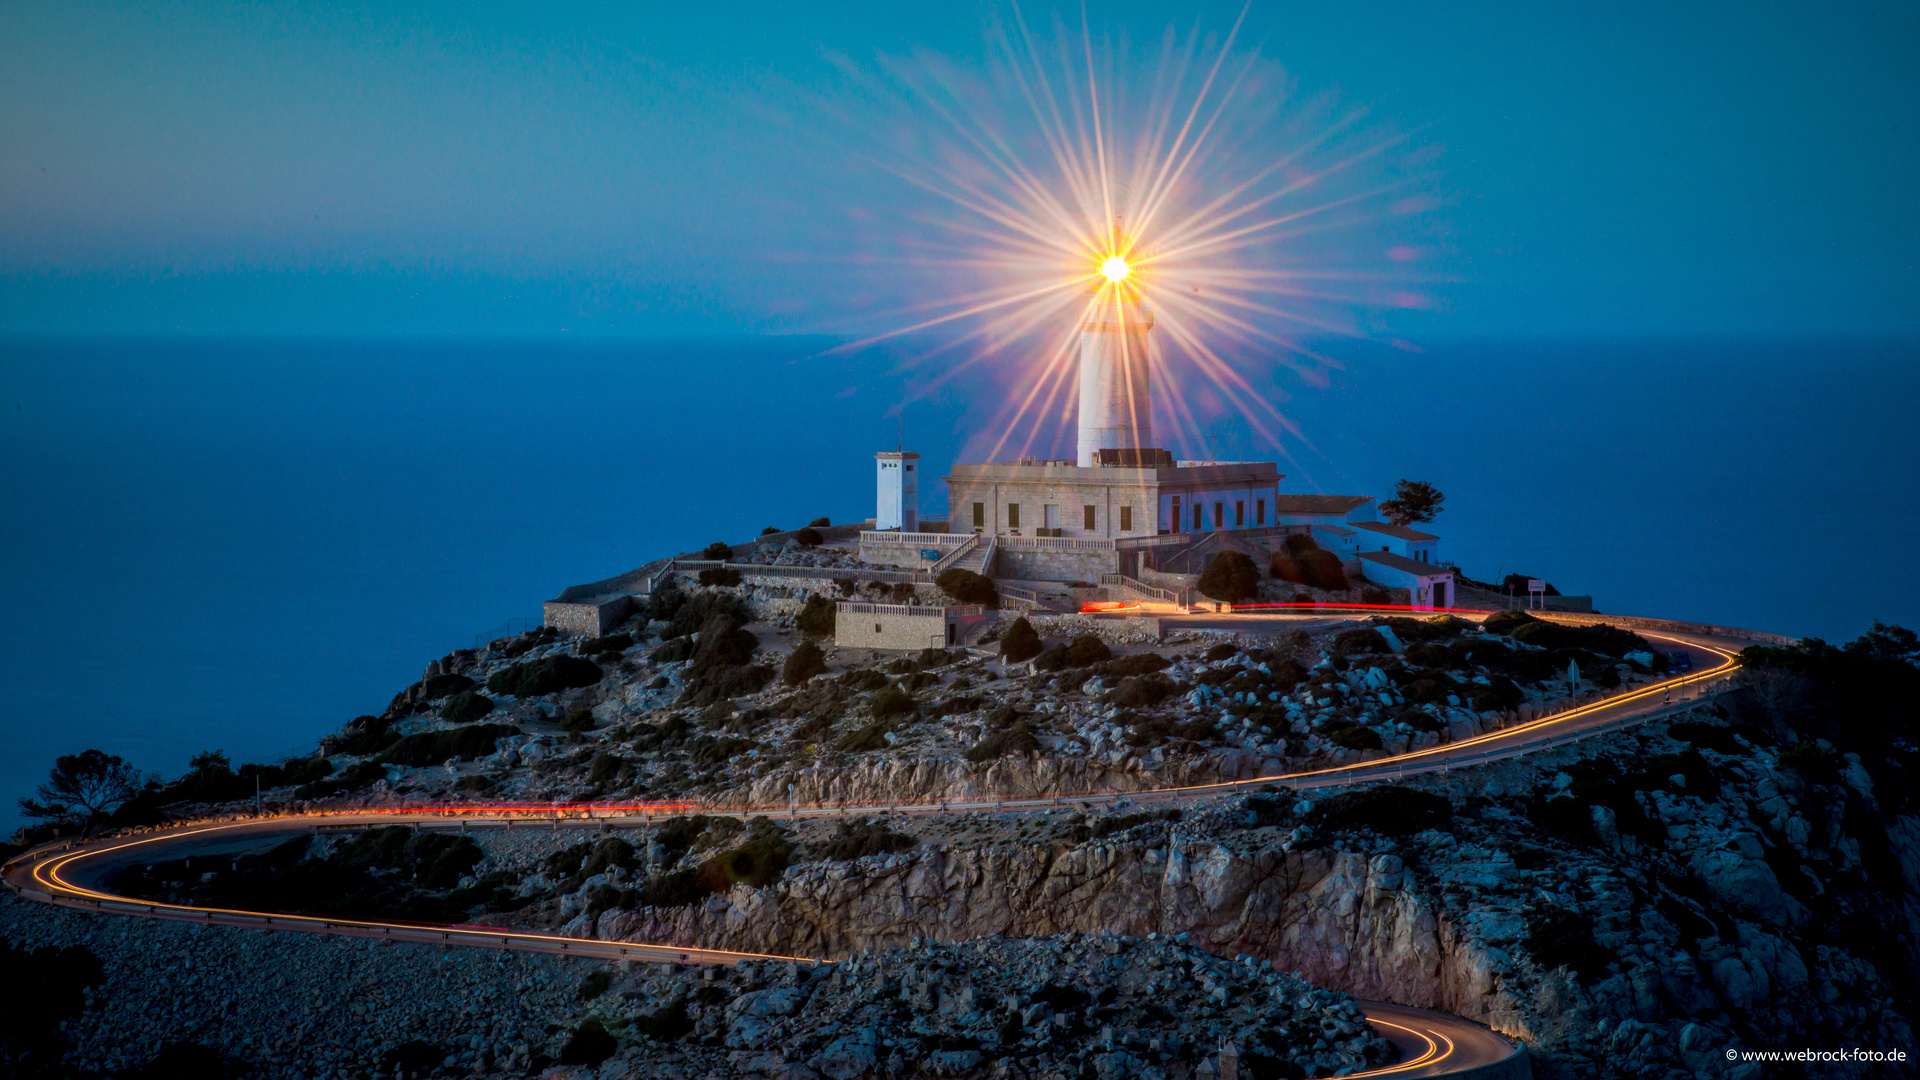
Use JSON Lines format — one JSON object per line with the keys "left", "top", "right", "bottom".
{"left": 1076, "top": 295, "right": 1154, "bottom": 466}
{"left": 875, "top": 450, "right": 919, "bottom": 531}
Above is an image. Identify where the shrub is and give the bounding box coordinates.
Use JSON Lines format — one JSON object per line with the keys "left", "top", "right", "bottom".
{"left": 1510, "top": 619, "right": 1651, "bottom": 657}
{"left": 1482, "top": 609, "right": 1540, "bottom": 635}
{"left": 1325, "top": 722, "right": 1384, "bottom": 751}
{"left": 1778, "top": 742, "right": 1841, "bottom": 783}
{"left": 783, "top": 640, "right": 828, "bottom": 686}
{"left": 936, "top": 567, "right": 999, "bottom": 607}
{"left": 486, "top": 656, "right": 603, "bottom": 698}
{"left": 1400, "top": 710, "right": 1444, "bottom": 733}
{"left": 650, "top": 636, "right": 697, "bottom": 664}
{"left": 438, "top": 691, "right": 495, "bottom": 724}
{"left": 560, "top": 708, "right": 597, "bottom": 733}
{"left": 379, "top": 724, "right": 521, "bottom": 767}
{"left": 1000, "top": 617, "right": 1043, "bottom": 663}
{"left": 760, "top": 526, "right": 780, "bottom": 535}
{"left": 808, "top": 516, "right": 831, "bottom": 527}
{"left": 1297, "top": 549, "right": 1349, "bottom": 590}
{"left": 419, "top": 673, "right": 476, "bottom": 699}
{"left": 454, "top": 775, "right": 498, "bottom": 795}
{"left": 796, "top": 594, "right": 837, "bottom": 637}
{"left": 814, "top": 818, "right": 917, "bottom": 860}
{"left": 795, "top": 527, "right": 824, "bottom": 547}
{"left": 580, "top": 632, "right": 633, "bottom": 656}
{"left": 1204, "top": 642, "right": 1239, "bottom": 662}
{"left": 698, "top": 567, "right": 743, "bottom": 587}
{"left": 887, "top": 581, "right": 914, "bottom": 604}
{"left": 1523, "top": 907, "right": 1614, "bottom": 984}
{"left": 559, "top": 1018, "right": 619, "bottom": 1067}
{"left": 1197, "top": 551, "right": 1261, "bottom": 603}
{"left": 1332, "top": 628, "right": 1388, "bottom": 658}
{"left": 1283, "top": 532, "right": 1320, "bottom": 555}
{"left": 870, "top": 684, "right": 916, "bottom": 719}
{"left": 966, "top": 722, "right": 1040, "bottom": 762}
{"left": 1306, "top": 785, "right": 1451, "bottom": 835}
{"left": 1113, "top": 673, "right": 1177, "bottom": 707}
{"left": 701, "top": 541, "right": 733, "bottom": 561}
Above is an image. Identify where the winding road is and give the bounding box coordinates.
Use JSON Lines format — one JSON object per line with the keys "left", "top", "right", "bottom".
{"left": 4, "top": 613, "right": 1758, "bottom": 1078}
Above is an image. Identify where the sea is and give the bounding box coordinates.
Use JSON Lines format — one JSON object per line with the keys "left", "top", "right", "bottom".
{"left": 2, "top": 334, "right": 1914, "bottom": 829}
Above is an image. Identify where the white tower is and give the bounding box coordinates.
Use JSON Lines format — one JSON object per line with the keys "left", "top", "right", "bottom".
{"left": 1076, "top": 298, "right": 1153, "bottom": 466}
{"left": 875, "top": 451, "right": 919, "bottom": 531}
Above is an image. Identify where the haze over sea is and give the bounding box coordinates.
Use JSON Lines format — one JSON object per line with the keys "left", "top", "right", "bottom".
{"left": 2, "top": 333, "right": 1914, "bottom": 828}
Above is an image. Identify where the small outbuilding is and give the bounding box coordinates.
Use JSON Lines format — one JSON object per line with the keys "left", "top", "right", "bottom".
{"left": 1350, "top": 520, "right": 1441, "bottom": 564}
{"left": 834, "top": 601, "right": 988, "bottom": 651}
{"left": 1356, "top": 551, "right": 1456, "bottom": 610}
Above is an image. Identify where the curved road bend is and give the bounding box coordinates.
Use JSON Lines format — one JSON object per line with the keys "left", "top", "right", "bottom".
{"left": 4, "top": 619, "right": 1754, "bottom": 1077}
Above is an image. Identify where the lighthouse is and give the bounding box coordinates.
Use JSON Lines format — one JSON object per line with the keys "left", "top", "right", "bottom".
{"left": 1076, "top": 292, "right": 1154, "bottom": 466}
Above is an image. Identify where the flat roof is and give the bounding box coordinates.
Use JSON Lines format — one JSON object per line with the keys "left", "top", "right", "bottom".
{"left": 1351, "top": 520, "right": 1440, "bottom": 542}
{"left": 1358, "top": 550, "right": 1450, "bottom": 577}
{"left": 947, "top": 461, "right": 1282, "bottom": 483}
{"left": 1310, "top": 523, "right": 1356, "bottom": 536}
{"left": 1271, "top": 494, "right": 1373, "bottom": 516}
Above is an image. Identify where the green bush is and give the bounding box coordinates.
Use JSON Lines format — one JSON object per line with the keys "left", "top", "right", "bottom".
{"left": 870, "top": 683, "right": 916, "bottom": 719}
{"left": 795, "top": 527, "right": 824, "bottom": 547}
{"left": 966, "top": 722, "right": 1040, "bottom": 762}
{"left": 580, "top": 632, "right": 633, "bottom": 656}
{"left": 796, "top": 594, "right": 837, "bottom": 637}
{"left": 761, "top": 526, "right": 780, "bottom": 535}
{"left": 650, "top": 636, "right": 697, "bottom": 664}
{"left": 438, "top": 691, "right": 494, "bottom": 724}
{"left": 559, "top": 1018, "right": 618, "bottom": 1067}
{"left": 936, "top": 567, "right": 999, "bottom": 606}
{"left": 814, "top": 818, "right": 916, "bottom": 860}
{"left": 1197, "top": 551, "right": 1262, "bottom": 603}
{"left": 1324, "top": 722, "right": 1384, "bottom": 751}
{"left": 1332, "top": 628, "right": 1388, "bottom": 658}
{"left": 486, "top": 656, "right": 603, "bottom": 697}
{"left": 783, "top": 640, "right": 828, "bottom": 686}
{"left": 1778, "top": 743, "right": 1841, "bottom": 783}
{"left": 1036, "top": 634, "right": 1113, "bottom": 671}
{"left": 1000, "top": 617, "right": 1043, "bottom": 663}
{"left": 1297, "top": 549, "right": 1349, "bottom": 590}
{"left": 379, "top": 724, "right": 521, "bottom": 767}
{"left": 1113, "top": 673, "right": 1177, "bottom": 706}
{"left": 1510, "top": 619, "right": 1651, "bottom": 657}
{"left": 1482, "top": 609, "right": 1540, "bottom": 635}
{"left": 1284, "top": 532, "right": 1320, "bottom": 555}
{"left": 701, "top": 541, "right": 733, "bottom": 561}
{"left": 1306, "top": 785, "right": 1451, "bottom": 835}
{"left": 420, "top": 673, "right": 476, "bottom": 699}
{"left": 808, "top": 516, "right": 831, "bottom": 527}
{"left": 560, "top": 708, "right": 597, "bottom": 733}
{"left": 1400, "top": 710, "right": 1444, "bottom": 733}
{"left": 698, "top": 567, "right": 743, "bottom": 587}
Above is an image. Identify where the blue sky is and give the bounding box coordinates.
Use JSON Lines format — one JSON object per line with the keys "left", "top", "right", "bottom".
{"left": 1, "top": 0, "right": 1914, "bottom": 336}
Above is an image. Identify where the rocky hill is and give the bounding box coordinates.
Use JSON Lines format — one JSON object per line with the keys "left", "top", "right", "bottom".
{"left": 5, "top": 560, "right": 1916, "bottom": 1080}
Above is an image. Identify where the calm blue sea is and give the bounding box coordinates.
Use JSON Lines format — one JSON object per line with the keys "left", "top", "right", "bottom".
{"left": 2, "top": 334, "right": 1915, "bottom": 828}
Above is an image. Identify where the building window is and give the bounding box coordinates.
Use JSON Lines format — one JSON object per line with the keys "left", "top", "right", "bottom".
{"left": 972, "top": 502, "right": 984, "bottom": 528}
{"left": 1170, "top": 496, "right": 1181, "bottom": 531}
{"left": 1008, "top": 503, "right": 1021, "bottom": 529}
{"left": 1256, "top": 498, "right": 1265, "bottom": 525}
{"left": 1083, "top": 505, "right": 1096, "bottom": 530}
{"left": 1193, "top": 503, "right": 1203, "bottom": 530}
{"left": 1120, "top": 505, "right": 1133, "bottom": 531}
{"left": 1213, "top": 502, "right": 1223, "bottom": 529}
{"left": 875, "top": 623, "right": 883, "bottom": 634}
{"left": 1235, "top": 500, "right": 1244, "bottom": 527}
{"left": 905, "top": 464, "right": 913, "bottom": 471}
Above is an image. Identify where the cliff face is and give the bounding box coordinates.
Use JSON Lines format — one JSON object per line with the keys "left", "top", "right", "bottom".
{"left": 595, "top": 836, "right": 1524, "bottom": 1032}
{"left": 538, "top": 701, "right": 1918, "bottom": 1080}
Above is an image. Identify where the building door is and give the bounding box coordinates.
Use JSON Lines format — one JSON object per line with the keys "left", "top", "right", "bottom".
{"left": 1170, "top": 496, "right": 1181, "bottom": 532}
{"left": 1044, "top": 505, "right": 1060, "bottom": 530}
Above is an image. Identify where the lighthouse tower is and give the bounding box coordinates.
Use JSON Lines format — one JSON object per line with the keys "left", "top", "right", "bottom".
{"left": 1076, "top": 296, "right": 1154, "bottom": 466}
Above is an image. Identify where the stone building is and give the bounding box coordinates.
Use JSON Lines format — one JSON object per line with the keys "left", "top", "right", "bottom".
{"left": 943, "top": 457, "right": 1285, "bottom": 540}
{"left": 833, "top": 601, "right": 988, "bottom": 651}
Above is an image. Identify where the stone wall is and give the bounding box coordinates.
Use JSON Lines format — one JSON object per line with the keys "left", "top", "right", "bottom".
{"left": 993, "top": 547, "right": 1119, "bottom": 582}
{"left": 542, "top": 595, "right": 634, "bottom": 637}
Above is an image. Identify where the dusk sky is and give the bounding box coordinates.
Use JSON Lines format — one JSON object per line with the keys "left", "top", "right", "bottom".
{"left": 3, "top": 0, "right": 1914, "bottom": 337}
